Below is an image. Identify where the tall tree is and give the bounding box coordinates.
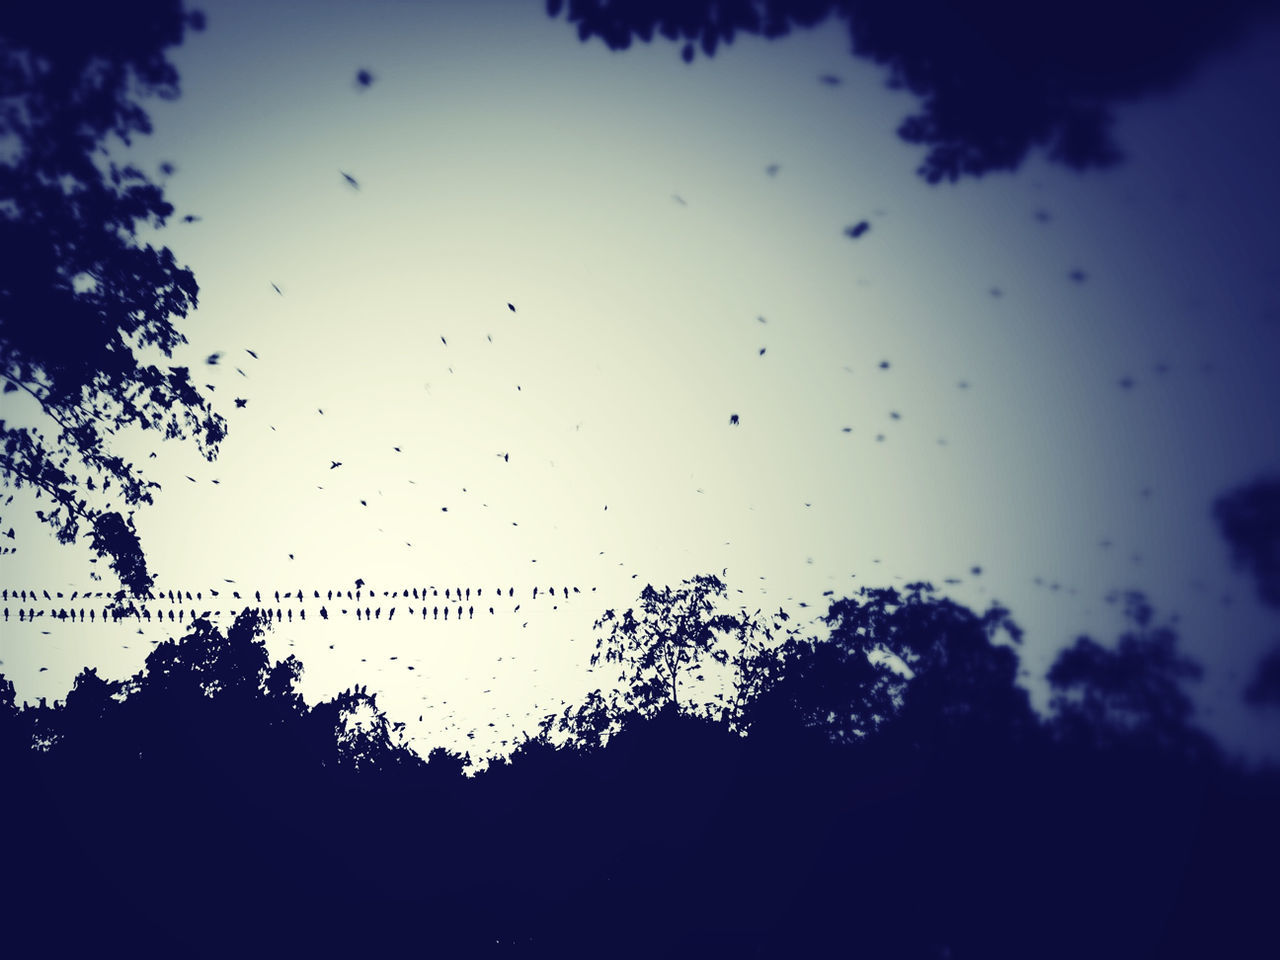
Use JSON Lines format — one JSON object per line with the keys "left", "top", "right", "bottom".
{"left": 1047, "top": 591, "right": 1212, "bottom": 755}
{"left": 0, "top": 1, "right": 221, "bottom": 595}
{"left": 561, "top": 574, "right": 794, "bottom": 745}
{"left": 748, "top": 582, "right": 1035, "bottom": 747}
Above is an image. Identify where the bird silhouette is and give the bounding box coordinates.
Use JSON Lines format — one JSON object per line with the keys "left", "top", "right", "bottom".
{"left": 354, "top": 68, "right": 375, "bottom": 88}
{"left": 234, "top": 397, "right": 247, "bottom": 408}
{"left": 765, "top": 164, "right": 780, "bottom": 176}
{"left": 206, "top": 352, "right": 222, "bottom": 365}
{"left": 271, "top": 283, "right": 282, "bottom": 296}
{"left": 844, "top": 221, "right": 870, "bottom": 239}
{"left": 819, "top": 73, "right": 842, "bottom": 85}
{"left": 330, "top": 461, "right": 342, "bottom": 469}
{"left": 246, "top": 348, "right": 258, "bottom": 359}
{"left": 729, "top": 414, "right": 739, "bottom": 426}
{"left": 340, "top": 171, "right": 359, "bottom": 189}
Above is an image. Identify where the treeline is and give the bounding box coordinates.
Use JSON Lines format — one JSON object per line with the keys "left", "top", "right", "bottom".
{"left": 2, "top": 579, "right": 1277, "bottom": 957}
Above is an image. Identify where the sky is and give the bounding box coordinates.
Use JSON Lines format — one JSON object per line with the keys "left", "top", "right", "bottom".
{"left": 3, "top": 0, "right": 1279, "bottom": 765}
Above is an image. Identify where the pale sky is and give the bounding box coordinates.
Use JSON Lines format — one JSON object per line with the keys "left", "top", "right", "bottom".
{"left": 3, "top": 0, "right": 1279, "bottom": 764}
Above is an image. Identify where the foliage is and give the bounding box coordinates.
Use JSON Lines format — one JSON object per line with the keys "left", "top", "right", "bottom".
{"left": 751, "top": 581, "right": 1035, "bottom": 748}
{"left": 1047, "top": 590, "right": 1211, "bottom": 754}
{"left": 561, "top": 573, "right": 795, "bottom": 746}
{"left": 545, "top": 0, "right": 1277, "bottom": 181}
{"left": 0, "top": 1, "right": 221, "bottom": 594}
{"left": 5, "top": 579, "right": 1277, "bottom": 955}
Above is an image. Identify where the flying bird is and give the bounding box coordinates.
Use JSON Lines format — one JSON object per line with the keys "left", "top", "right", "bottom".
{"left": 206, "top": 352, "right": 222, "bottom": 365}
{"left": 340, "top": 171, "right": 359, "bottom": 189}
{"left": 330, "top": 461, "right": 342, "bottom": 469}
{"left": 508, "top": 303, "right": 516, "bottom": 312}
{"left": 271, "top": 283, "right": 282, "bottom": 296}
{"left": 246, "top": 348, "right": 258, "bottom": 359}
{"left": 354, "top": 68, "right": 375, "bottom": 88}
{"left": 234, "top": 398, "right": 247, "bottom": 408}
{"left": 759, "top": 348, "right": 766, "bottom": 356}
{"left": 672, "top": 194, "right": 687, "bottom": 205}
{"left": 729, "top": 414, "right": 740, "bottom": 426}
{"left": 765, "top": 164, "right": 780, "bottom": 176}
{"left": 182, "top": 214, "right": 201, "bottom": 223}
{"left": 844, "top": 221, "right": 870, "bottom": 239}
{"left": 819, "top": 73, "right": 842, "bottom": 85}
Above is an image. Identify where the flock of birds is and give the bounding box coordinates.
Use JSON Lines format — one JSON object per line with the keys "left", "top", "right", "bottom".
{"left": 5, "top": 61, "right": 1213, "bottom": 759}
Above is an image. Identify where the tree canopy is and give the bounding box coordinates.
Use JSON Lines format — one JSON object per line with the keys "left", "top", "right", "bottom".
{"left": 555, "top": 573, "right": 795, "bottom": 746}
{"left": 5, "top": 579, "right": 1277, "bottom": 956}
{"left": 748, "top": 581, "right": 1036, "bottom": 748}
{"left": 546, "top": 0, "right": 1279, "bottom": 182}
{"left": 0, "top": 1, "right": 220, "bottom": 594}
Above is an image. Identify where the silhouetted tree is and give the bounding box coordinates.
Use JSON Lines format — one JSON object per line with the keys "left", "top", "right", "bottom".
{"left": 1047, "top": 591, "right": 1213, "bottom": 755}
{"left": 750, "top": 582, "right": 1036, "bottom": 749}
{"left": 545, "top": 0, "right": 1278, "bottom": 182}
{"left": 1214, "top": 476, "right": 1280, "bottom": 608}
{"left": 0, "top": 1, "right": 220, "bottom": 594}
{"left": 307, "top": 683, "right": 421, "bottom": 773}
{"left": 565, "top": 574, "right": 794, "bottom": 745}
